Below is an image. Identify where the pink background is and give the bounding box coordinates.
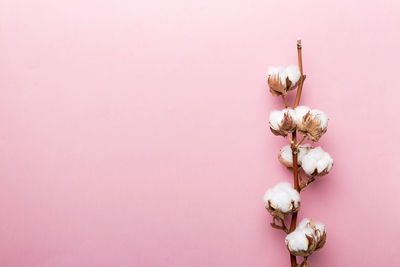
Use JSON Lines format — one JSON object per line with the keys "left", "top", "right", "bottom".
{"left": 1, "top": 0, "right": 399, "bottom": 266}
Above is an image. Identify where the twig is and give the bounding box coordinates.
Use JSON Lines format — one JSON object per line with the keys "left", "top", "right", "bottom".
{"left": 296, "top": 135, "right": 306, "bottom": 147}
{"left": 282, "top": 95, "right": 289, "bottom": 108}
{"left": 289, "top": 38, "right": 306, "bottom": 267}
{"left": 300, "top": 176, "right": 315, "bottom": 191}
{"left": 294, "top": 39, "right": 305, "bottom": 108}
{"left": 270, "top": 217, "right": 289, "bottom": 233}
{"left": 299, "top": 257, "right": 308, "bottom": 267}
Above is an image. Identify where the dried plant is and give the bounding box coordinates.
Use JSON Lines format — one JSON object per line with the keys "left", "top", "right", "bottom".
{"left": 264, "top": 39, "right": 333, "bottom": 267}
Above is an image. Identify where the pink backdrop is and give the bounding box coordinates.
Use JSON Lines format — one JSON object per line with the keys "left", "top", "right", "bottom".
{"left": 1, "top": 0, "right": 399, "bottom": 266}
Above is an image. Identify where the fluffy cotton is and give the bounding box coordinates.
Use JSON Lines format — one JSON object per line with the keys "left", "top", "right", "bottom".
{"left": 300, "top": 147, "right": 333, "bottom": 176}
{"left": 285, "top": 218, "right": 327, "bottom": 256}
{"left": 269, "top": 108, "right": 296, "bottom": 136}
{"left": 293, "top": 106, "right": 311, "bottom": 124}
{"left": 310, "top": 109, "right": 328, "bottom": 130}
{"left": 269, "top": 110, "right": 286, "bottom": 130}
{"left": 294, "top": 106, "right": 329, "bottom": 142}
{"left": 285, "top": 225, "right": 315, "bottom": 252}
{"left": 267, "top": 66, "right": 288, "bottom": 87}
{"left": 298, "top": 218, "right": 325, "bottom": 233}
{"left": 285, "top": 65, "right": 301, "bottom": 85}
{"left": 278, "top": 144, "right": 312, "bottom": 168}
{"left": 267, "top": 66, "right": 301, "bottom": 96}
{"left": 264, "top": 182, "right": 300, "bottom": 214}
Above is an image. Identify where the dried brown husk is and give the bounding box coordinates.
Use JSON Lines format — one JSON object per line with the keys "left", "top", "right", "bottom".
{"left": 269, "top": 112, "right": 296, "bottom": 137}
{"left": 287, "top": 234, "right": 317, "bottom": 257}
{"left": 268, "top": 76, "right": 298, "bottom": 96}
{"left": 278, "top": 154, "right": 293, "bottom": 168}
{"left": 265, "top": 200, "right": 300, "bottom": 221}
{"left": 297, "top": 112, "right": 327, "bottom": 142}
{"left": 307, "top": 162, "right": 333, "bottom": 177}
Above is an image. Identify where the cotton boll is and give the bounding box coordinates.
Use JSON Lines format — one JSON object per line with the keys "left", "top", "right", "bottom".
{"left": 278, "top": 144, "right": 312, "bottom": 168}
{"left": 296, "top": 107, "right": 329, "bottom": 142}
{"left": 285, "top": 230, "right": 310, "bottom": 251}
{"left": 297, "top": 218, "right": 312, "bottom": 229}
{"left": 267, "top": 66, "right": 297, "bottom": 96}
{"left": 267, "top": 66, "right": 288, "bottom": 86}
{"left": 264, "top": 182, "right": 300, "bottom": 219}
{"left": 300, "top": 146, "right": 333, "bottom": 176}
{"left": 268, "top": 109, "right": 296, "bottom": 137}
{"left": 310, "top": 109, "right": 329, "bottom": 130}
{"left": 269, "top": 110, "right": 285, "bottom": 130}
{"left": 286, "top": 218, "right": 327, "bottom": 256}
{"left": 278, "top": 145, "right": 293, "bottom": 167}
{"left": 296, "top": 218, "right": 327, "bottom": 251}
{"left": 286, "top": 65, "right": 301, "bottom": 85}
{"left": 293, "top": 106, "right": 311, "bottom": 124}
{"left": 285, "top": 227, "right": 317, "bottom": 257}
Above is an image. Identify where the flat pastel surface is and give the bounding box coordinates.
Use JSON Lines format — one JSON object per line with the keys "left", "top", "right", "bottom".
{"left": 1, "top": 0, "right": 399, "bottom": 266}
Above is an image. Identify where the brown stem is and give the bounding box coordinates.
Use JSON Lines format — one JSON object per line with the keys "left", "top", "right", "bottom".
{"left": 289, "top": 39, "right": 306, "bottom": 267}
{"left": 296, "top": 135, "right": 306, "bottom": 147}
{"left": 270, "top": 217, "right": 289, "bottom": 233}
{"left": 282, "top": 95, "right": 289, "bottom": 108}
{"left": 289, "top": 131, "right": 299, "bottom": 267}
{"left": 300, "top": 176, "right": 315, "bottom": 191}
{"left": 294, "top": 39, "right": 305, "bottom": 108}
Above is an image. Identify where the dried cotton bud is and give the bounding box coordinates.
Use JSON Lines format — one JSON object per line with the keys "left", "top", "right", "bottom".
{"left": 278, "top": 144, "right": 312, "bottom": 168}
{"left": 285, "top": 218, "right": 327, "bottom": 257}
{"left": 267, "top": 66, "right": 301, "bottom": 96}
{"left": 300, "top": 146, "right": 333, "bottom": 176}
{"left": 269, "top": 109, "right": 296, "bottom": 137}
{"left": 264, "top": 182, "right": 300, "bottom": 220}
{"left": 295, "top": 106, "right": 329, "bottom": 142}
{"left": 297, "top": 218, "right": 327, "bottom": 251}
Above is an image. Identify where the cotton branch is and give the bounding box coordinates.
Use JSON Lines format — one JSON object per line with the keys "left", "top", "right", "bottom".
{"left": 300, "top": 176, "right": 315, "bottom": 191}
{"left": 289, "top": 38, "right": 306, "bottom": 267}
{"left": 270, "top": 217, "right": 289, "bottom": 233}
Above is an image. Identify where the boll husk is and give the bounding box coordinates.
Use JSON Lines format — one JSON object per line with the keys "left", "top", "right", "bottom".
{"left": 300, "top": 146, "right": 333, "bottom": 176}
{"left": 278, "top": 144, "right": 312, "bottom": 168}
{"left": 295, "top": 106, "right": 328, "bottom": 142}
{"left": 285, "top": 218, "right": 327, "bottom": 257}
{"left": 267, "top": 66, "right": 301, "bottom": 96}
{"left": 269, "top": 109, "right": 296, "bottom": 137}
{"left": 297, "top": 218, "right": 327, "bottom": 250}
{"left": 264, "top": 182, "right": 300, "bottom": 220}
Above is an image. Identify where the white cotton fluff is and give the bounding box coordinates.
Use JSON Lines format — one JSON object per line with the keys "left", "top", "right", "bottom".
{"left": 267, "top": 66, "right": 301, "bottom": 87}
{"left": 264, "top": 182, "right": 300, "bottom": 213}
{"left": 267, "top": 66, "right": 288, "bottom": 86}
{"left": 268, "top": 108, "right": 295, "bottom": 130}
{"left": 293, "top": 105, "right": 311, "bottom": 123}
{"left": 269, "top": 110, "right": 285, "bottom": 130}
{"left": 280, "top": 144, "right": 312, "bottom": 165}
{"left": 297, "top": 218, "right": 326, "bottom": 240}
{"left": 300, "top": 147, "right": 333, "bottom": 175}
{"left": 310, "top": 109, "right": 329, "bottom": 130}
{"left": 286, "top": 218, "right": 326, "bottom": 252}
{"left": 285, "top": 65, "right": 301, "bottom": 85}
{"left": 285, "top": 225, "right": 315, "bottom": 251}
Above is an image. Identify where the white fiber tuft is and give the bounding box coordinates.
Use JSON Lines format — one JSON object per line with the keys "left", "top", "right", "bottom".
{"left": 264, "top": 182, "right": 300, "bottom": 213}
{"left": 310, "top": 109, "right": 329, "bottom": 130}
{"left": 293, "top": 106, "right": 311, "bottom": 123}
{"left": 300, "top": 147, "right": 333, "bottom": 175}
{"left": 279, "top": 144, "right": 312, "bottom": 166}
{"left": 286, "top": 65, "right": 301, "bottom": 85}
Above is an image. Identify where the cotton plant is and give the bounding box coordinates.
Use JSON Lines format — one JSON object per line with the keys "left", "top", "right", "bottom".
{"left": 263, "top": 40, "right": 333, "bottom": 267}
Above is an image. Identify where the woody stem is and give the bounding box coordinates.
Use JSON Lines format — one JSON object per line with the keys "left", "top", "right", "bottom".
{"left": 289, "top": 39, "right": 306, "bottom": 267}
{"left": 294, "top": 39, "right": 304, "bottom": 108}
{"left": 296, "top": 135, "right": 306, "bottom": 147}
{"left": 282, "top": 95, "right": 289, "bottom": 108}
